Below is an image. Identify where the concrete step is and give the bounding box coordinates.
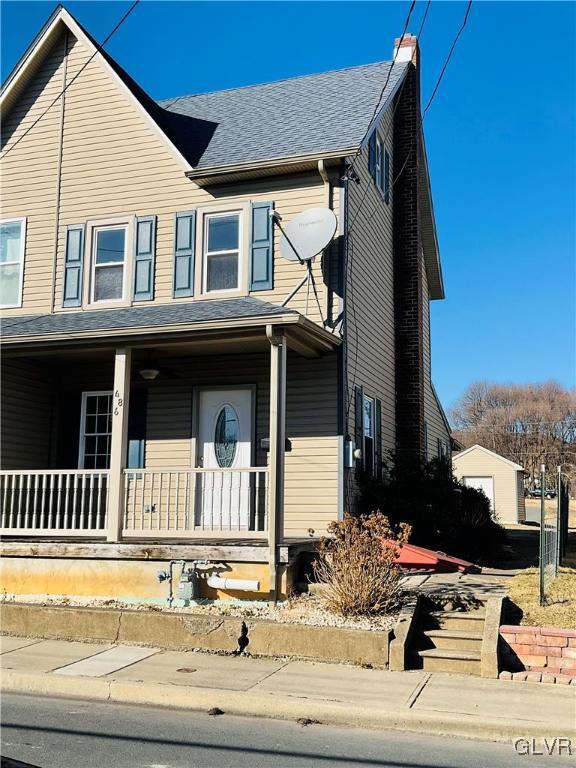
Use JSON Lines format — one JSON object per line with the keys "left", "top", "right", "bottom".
{"left": 428, "top": 611, "right": 486, "bottom": 633}
{"left": 423, "top": 629, "right": 483, "bottom": 652}
{"left": 417, "top": 647, "right": 482, "bottom": 676}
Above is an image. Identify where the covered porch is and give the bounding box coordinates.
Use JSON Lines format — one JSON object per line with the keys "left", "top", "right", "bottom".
{"left": 0, "top": 299, "right": 340, "bottom": 599}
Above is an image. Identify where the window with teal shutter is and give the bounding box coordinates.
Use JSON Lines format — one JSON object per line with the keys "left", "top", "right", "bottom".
{"left": 368, "top": 132, "right": 376, "bottom": 180}
{"left": 133, "top": 216, "right": 156, "bottom": 301}
{"left": 384, "top": 149, "right": 390, "bottom": 204}
{"left": 173, "top": 211, "right": 196, "bottom": 298}
{"left": 249, "top": 201, "right": 273, "bottom": 291}
{"left": 62, "top": 224, "right": 85, "bottom": 307}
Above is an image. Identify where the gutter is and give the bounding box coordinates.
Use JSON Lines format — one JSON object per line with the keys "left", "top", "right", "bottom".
{"left": 185, "top": 148, "right": 357, "bottom": 182}
{"left": 1, "top": 312, "right": 341, "bottom": 351}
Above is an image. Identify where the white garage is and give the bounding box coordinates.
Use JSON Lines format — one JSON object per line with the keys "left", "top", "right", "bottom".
{"left": 452, "top": 444, "right": 526, "bottom": 524}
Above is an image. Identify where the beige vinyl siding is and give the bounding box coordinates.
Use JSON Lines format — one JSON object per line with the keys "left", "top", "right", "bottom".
{"left": 346, "top": 108, "right": 396, "bottom": 474}
{"left": 422, "top": 253, "right": 450, "bottom": 459}
{"left": 144, "top": 351, "right": 339, "bottom": 535}
{"left": 0, "top": 359, "right": 53, "bottom": 469}
{"left": 452, "top": 446, "right": 524, "bottom": 523}
{"left": 1, "top": 31, "right": 338, "bottom": 325}
{"left": 0, "top": 36, "right": 67, "bottom": 313}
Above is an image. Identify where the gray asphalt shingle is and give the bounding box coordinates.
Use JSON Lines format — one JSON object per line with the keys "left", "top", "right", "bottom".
{"left": 159, "top": 61, "right": 407, "bottom": 170}
{"left": 1, "top": 297, "right": 294, "bottom": 339}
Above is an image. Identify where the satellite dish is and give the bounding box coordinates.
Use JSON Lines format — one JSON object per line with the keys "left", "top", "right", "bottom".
{"left": 280, "top": 208, "right": 337, "bottom": 263}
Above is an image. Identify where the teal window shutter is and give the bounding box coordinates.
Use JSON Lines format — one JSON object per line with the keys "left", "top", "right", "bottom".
{"left": 384, "top": 149, "right": 390, "bottom": 204}
{"left": 354, "top": 385, "right": 364, "bottom": 474}
{"left": 173, "top": 211, "right": 196, "bottom": 298}
{"left": 368, "top": 132, "right": 376, "bottom": 179}
{"left": 375, "top": 398, "right": 382, "bottom": 478}
{"left": 133, "top": 216, "right": 156, "bottom": 301}
{"left": 249, "top": 201, "right": 273, "bottom": 291}
{"left": 62, "top": 224, "right": 85, "bottom": 307}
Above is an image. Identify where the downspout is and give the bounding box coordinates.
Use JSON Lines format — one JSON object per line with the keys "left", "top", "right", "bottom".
{"left": 318, "top": 159, "right": 332, "bottom": 323}
{"left": 340, "top": 159, "right": 351, "bottom": 517}
{"left": 50, "top": 30, "right": 68, "bottom": 314}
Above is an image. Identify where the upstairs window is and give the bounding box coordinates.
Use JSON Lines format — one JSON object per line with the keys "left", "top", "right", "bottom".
{"left": 363, "top": 395, "right": 375, "bottom": 476}
{"left": 375, "top": 139, "right": 383, "bottom": 191}
{"left": 0, "top": 217, "right": 26, "bottom": 308}
{"left": 91, "top": 225, "right": 127, "bottom": 303}
{"left": 203, "top": 211, "right": 241, "bottom": 293}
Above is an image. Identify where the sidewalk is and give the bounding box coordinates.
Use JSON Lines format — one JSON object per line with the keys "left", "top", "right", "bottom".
{"left": 1, "top": 635, "right": 574, "bottom": 744}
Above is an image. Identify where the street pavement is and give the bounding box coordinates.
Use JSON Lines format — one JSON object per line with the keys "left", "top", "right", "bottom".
{"left": 1, "top": 692, "right": 574, "bottom": 768}
{"left": 1, "top": 637, "right": 574, "bottom": 746}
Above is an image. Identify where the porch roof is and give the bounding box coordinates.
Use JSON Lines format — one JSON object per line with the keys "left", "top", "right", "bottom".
{"left": 1, "top": 297, "right": 339, "bottom": 356}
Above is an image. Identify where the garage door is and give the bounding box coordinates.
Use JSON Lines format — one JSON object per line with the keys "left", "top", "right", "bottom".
{"left": 463, "top": 476, "right": 494, "bottom": 510}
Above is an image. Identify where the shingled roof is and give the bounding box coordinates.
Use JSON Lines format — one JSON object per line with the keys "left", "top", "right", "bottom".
{"left": 159, "top": 61, "right": 408, "bottom": 171}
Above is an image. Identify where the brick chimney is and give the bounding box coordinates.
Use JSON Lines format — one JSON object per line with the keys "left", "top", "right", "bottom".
{"left": 392, "top": 32, "right": 425, "bottom": 465}
{"left": 393, "top": 34, "right": 419, "bottom": 66}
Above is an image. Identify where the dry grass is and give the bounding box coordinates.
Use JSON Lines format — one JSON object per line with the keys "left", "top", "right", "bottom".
{"left": 313, "top": 512, "right": 410, "bottom": 617}
{"left": 508, "top": 567, "right": 576, "bottom": 629}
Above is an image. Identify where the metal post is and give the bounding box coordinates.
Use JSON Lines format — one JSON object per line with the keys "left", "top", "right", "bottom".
{"left": 539, "top": 463, "right": 545, "bottom": 606}
{"left": 555, "top": 465, "right": 562, "bottom": 577}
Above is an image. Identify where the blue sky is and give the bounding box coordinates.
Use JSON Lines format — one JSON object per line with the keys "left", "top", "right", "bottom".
{"left": 1, "top": 1, "right": 575, "bottom": 410}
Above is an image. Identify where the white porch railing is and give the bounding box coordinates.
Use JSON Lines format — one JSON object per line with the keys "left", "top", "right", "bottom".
{"left": 123, "top": 468, "right": 269, "bottom": 538}
{"left": 0, "top": 470, "right": 109, "bottom": 536}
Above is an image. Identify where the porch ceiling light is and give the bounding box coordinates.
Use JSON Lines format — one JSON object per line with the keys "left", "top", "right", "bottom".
{"left": 139, "top": 367, "right": 159, "bottom": 381}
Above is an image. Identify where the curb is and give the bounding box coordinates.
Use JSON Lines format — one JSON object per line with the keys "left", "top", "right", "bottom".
{"left": 2, "top": 670, "right": 570, "bottom": 744}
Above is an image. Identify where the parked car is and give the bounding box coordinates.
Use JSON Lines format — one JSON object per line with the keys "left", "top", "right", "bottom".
{"left": 526, "top": 488, "right": 557, "bottom": 499}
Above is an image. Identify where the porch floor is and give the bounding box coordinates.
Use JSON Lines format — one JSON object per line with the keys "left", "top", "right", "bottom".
{"left": 0, "top": 538, "right": 317, "bottom": 564}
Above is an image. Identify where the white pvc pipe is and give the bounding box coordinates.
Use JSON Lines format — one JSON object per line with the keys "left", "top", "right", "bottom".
{"left": 207, "top": 575, "right": 260, "bottom": 592}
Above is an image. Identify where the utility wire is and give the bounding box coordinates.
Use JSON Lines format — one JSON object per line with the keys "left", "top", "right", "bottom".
{"left": 345, "top": 0, "right": 417, "bottom": 181}
{"left": 1, "top": 1, "right": 141, "bottom": 159}
{"left": 347, "top": 0, "right": 473, "bottom": 243}
{"left": 344, "top": 0, "right": 432, "bottom": 418}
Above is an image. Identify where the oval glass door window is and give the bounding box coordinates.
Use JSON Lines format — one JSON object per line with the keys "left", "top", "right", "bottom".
{"left": 214, "top": 405, "right": 238, "bottom": 468}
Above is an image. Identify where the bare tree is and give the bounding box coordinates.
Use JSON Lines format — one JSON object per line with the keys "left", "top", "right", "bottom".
{"left": 451, "top": 381, "right": 576, "bottom": 489}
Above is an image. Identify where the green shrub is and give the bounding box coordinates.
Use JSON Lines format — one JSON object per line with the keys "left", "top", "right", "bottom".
{"left": 358, "top": 456, "right": 506, "bottom": 564}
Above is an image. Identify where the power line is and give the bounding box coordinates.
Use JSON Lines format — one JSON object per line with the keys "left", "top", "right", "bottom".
{"left": 344, "top": 0, "right": 417, "bottom": 181}
{"left": 347, "top": 0, "right": 473, "bottom": 242}
{"left": 344, "top": 0, "right": 432, "bottom": 419}
{"left": 1, "top": 1, "right": 141, "bottom": 160}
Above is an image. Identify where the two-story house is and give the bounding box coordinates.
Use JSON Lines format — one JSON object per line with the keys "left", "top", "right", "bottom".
{"left": 0, "top": 7, "right": 450, "bottom": 604}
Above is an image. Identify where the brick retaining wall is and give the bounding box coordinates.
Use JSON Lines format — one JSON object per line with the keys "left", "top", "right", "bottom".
{"left": 499, "top": 625, "right": 576, "bottom": 684}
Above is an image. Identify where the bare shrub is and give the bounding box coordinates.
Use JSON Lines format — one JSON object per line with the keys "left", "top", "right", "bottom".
{"left": 313, "top": 512, "right": 411, "bottom": 617}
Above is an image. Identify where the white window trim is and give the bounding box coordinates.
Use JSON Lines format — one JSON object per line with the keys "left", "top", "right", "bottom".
{"left": 201, "top": 209, "right": 243, "bottom": 296}
{"left": 83, "top": 216, "right": 135, "bottom": 309}
{"left": 0, "top": 216, "right": 26, "bottom": 309}
{"left": 193, "top": 202, "right": 250, "bottom": 300}
{"left": 78, "top": 390, "right": 113, "bottom": 469}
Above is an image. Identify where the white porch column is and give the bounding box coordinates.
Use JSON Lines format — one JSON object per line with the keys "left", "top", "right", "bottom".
{"left": 267, "top": 326, "right": 286, "bottom": 602}
{"left": 107, "top": 347, "right": 132, "bottom": 543}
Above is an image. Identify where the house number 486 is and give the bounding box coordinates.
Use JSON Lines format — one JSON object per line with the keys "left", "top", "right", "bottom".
{"left": 114, "top": 390, "right": 123, "bottom": 416}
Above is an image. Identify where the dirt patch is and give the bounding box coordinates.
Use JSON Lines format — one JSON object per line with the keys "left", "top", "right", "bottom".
{"left": 508, "top": 567, "right": 576, "bottom": 629}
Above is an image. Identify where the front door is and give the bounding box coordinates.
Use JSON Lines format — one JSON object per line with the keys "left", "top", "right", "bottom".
{"left": 196, "top": 389, "right": 253, "bottom": 530}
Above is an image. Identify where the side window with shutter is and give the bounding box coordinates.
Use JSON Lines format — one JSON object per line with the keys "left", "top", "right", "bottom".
{"left": 250, "top": 201, "right": 274, "bottom": 291}
{"left": 62, "top": 224, "right": 85, "bottom": 308}
{"left": 133, "top": 216, "right": 156, "bottom": 301}
{"left": 354, "top": 385, "right": 364, "bottom": 474}
{"left": 173, "top": 211, "right": 196, "bottom": 298}
{"left": 375, "top": 399, "right": 382, "bottom": 478}
{"left": 384, "top": 149, "right": 390, "bottom": 204}
{"left": 368, "top": 132, "right": 376, "bottom": 180}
